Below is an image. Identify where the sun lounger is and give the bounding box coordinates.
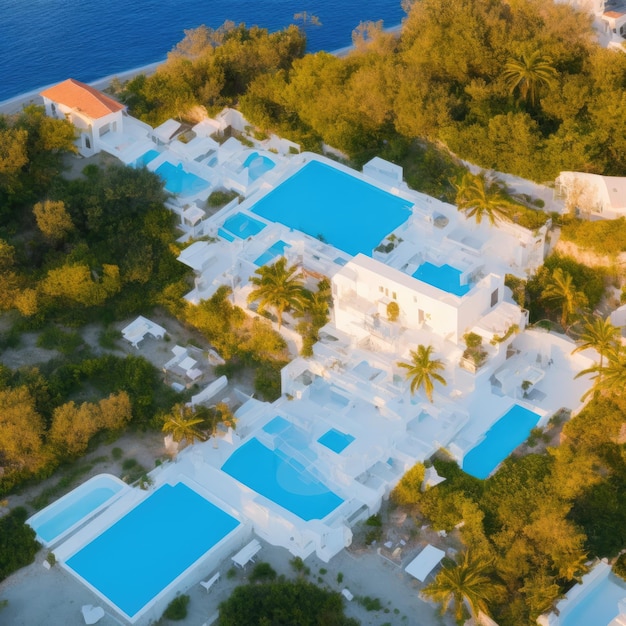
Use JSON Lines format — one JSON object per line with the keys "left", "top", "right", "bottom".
{"left": 232, "top": 539, "right": 262, "bottom": 568}
{"left": 200, "top": 571, "right": 220, "bottom": 592}
{"left": 341, "top": 588, "right": 354, "bottom": 601}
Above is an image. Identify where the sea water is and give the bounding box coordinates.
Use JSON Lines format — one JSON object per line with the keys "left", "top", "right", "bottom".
{"left": 0, "top": 0, "right": 404, "bottom": 101}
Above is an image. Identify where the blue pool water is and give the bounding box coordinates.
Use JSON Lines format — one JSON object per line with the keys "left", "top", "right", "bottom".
{"left": 562, "top": 573, "right": 626, "bottom": 626}
{"left": 218, "top": 228, "right": 235, "bottom": 242}
{"left": 132, "top": 149, "right": 160, "bottom": 168}
{"left": 222, "top": 438, "right": 343, "bottom": 521}
{"left": 155, "top": 161, "right": 210, "bottom": 197}
{"left": 33, "top": 485, "right": 122, "bottom": 544}
{"left": 318, "top": 429, "right": 355, "bottom": 454}
{"left": 251, "top": 161, "right": 413, "bottom": 257}
{"left": 413, "top": 262, "right": 470, "bottom": 297}
{"left": 244, "top": 152, "right": 276, "bottom": 181}
{"left": 222, "top": 212, "right": 267, "bottom": 239}
{"left": 254, "top": 240, "right": 291, "bottom": 266}
{"left": 463, "top": 405, "right": 541, "bottom": 479}
{"left": 65, "top": 483, "right": 239, "bottom": 620}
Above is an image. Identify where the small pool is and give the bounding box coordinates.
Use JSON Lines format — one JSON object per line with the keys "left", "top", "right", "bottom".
{"left": 318, "top": 429, "right": 355, "bottom": 454}
{"left": 254, "top": 240, "right": 291, "bottom": 266}
{"left": 132, "top": 149, "right": 159, "bottom": 168}
{"left": 221, "top": 211, "right": 267, "bottom": 240}
{"left": 27, "top": 474, "right": 127, "bottom": 546}
{"left": 251, "top": 160, "right": 413, "bottom": 257}
{"left": 244, "top": 152, "right": 275, "bottom": 181}
{"left": 413, "top": 262, "right": 470, "bottom": 297}
{"left": 561, "top": 572, "right": 626, "bottom": 626}
{"left": 462, "top": 405, "right": 541, "bottom": 479}
{"left": 222, "top": 438, "right": 343, "bottom": 521}
{"left": 155, "top": 161, "right": 211, "bottom": 197}
{"left": 64, "top": 482, "right": 240, "bottom": 621}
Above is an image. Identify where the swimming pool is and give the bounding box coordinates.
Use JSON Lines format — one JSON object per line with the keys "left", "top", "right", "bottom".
{"left": 561, "top": 571, "right": 626, "bottom": 626}
{"left": 27, "top": 474, "right": 127, "bottom": 546}
{"left": 318, "top": 429, "right": 355, "bottom": 454}
{"left": 244, "top": 152, "right": 275, "bottom": 181}
{"left": 222, "top": 438, "right": 344, "bottom": 521}
{"left": 254, "top": 240, "right": 291, "bottom": 266}
{"left": 155, "top": 161, "right": 211, "bottom": 197}
{"left": 221, "top": 211, "right": 267, "bottom": 239}
{"left": 132, "top": 149, "right": 159, "bottom": 168}
{"left": 64, "top": 482, "right": 240, "bottom": 621}
{"left": 413, "top": 262, "right": 470, "bottom": 297}
{"left": 462, "top": 405, "right": 541, "bottom": 479}
{"left": 251, "top": 160, "right": 413, "bottom": 257}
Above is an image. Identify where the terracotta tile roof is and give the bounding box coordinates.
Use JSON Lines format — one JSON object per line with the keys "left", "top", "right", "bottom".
{"left": 40, "top": 78, "right": 125, "bottom": 119}
{"left": 604, "top": 10, "right": 625, "bottom": 18}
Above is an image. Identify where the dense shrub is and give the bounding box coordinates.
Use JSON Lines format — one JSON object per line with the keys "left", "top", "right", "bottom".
{"left": 219, "top": 580, "right": 358, "bottom": 626}
{"left": 0, "top": 507, "right": 40, "bottom": 581}
{"left": 162, "top": 594, "right": 189, "bottom": 620}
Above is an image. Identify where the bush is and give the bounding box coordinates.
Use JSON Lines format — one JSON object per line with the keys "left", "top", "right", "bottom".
{"left": 0, "top": 507, "right": 40, "bottom": 582}
{"left": 207, "top": 190, "right": 239, "bottom": 208}
{"left": 98, "top": 327, "right": 121, "bottom": 349}
{"left": 357, "top": 596, "right": 383, "bottom": 611}
{"left": 162, "top": 594, "right": 189, "bottom": 620}
{"left": 254, "top": 365, "right": 282, "bottom": 401}
{"left": 250, "top": 562, "right": 277, "bottom": 582}
{"left": 613, "top": 554, "right": 626, "bottom": 581}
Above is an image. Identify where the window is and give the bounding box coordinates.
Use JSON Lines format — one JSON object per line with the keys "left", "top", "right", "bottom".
{"left": 379, "top": 286, "right": 384, "bottom": 293}
{"left": 490, "top": 289, "right": 498, "bottom": 307}
{"left": 85, "top": 136, "right": 91, "bottom": 149}
{"left": 385, "top": 288, "right": 389, "bottom": 296}
{"left": 392, "top": 291, "right": 397, "bottom": 300}
{"left": 51, "top": 103, "right": 56, "bottom": 116}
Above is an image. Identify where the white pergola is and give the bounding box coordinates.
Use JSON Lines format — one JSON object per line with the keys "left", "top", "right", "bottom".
{"left": 405, "top": 544, "right": 446, "bottom": 582}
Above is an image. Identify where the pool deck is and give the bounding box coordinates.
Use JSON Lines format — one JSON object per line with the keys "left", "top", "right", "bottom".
{"left": 0, "top": 532, "right": 455, "bottom": 626}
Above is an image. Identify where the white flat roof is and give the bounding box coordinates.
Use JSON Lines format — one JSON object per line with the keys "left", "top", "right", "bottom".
{"left": 405, "top": 544, "right": 445, "bottom": 582}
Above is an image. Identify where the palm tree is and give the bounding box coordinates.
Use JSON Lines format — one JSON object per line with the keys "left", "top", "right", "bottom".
{"left": 572, "top": 315, "right": 620, "bottom": 369}
{"left": 454, "top": 171, "right": 517, "bottom": 226}
{"left": 248, "top": 257, "right": 307, "bottom": 330}
{"left": 162, "top": 404, "right": 207, "bottom": 446}
{"left": 503, "top": 50, "right": 558, "bottom": 106}
{"left": 397, "top": 344, "right": 447, "bottom": 402}
{"left": 576, "top": 343, "right": 626, "bottom": 400}
{"left": 422, "top": 552, "right": 503, "bottom": 623}
{"left": 205, "top": 402, "right": 237, "bottom": 441}
{"left": 541, "top": 268, "right": 587, "bottom": 331}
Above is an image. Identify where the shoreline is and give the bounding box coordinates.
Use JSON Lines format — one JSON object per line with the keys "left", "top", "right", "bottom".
{"left": 0, "top": 23, "right": 403, "bottom": 116}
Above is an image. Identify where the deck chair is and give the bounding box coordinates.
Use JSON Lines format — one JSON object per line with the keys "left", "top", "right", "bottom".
{"left": 200, "top": 571, "right": 220, "bottom": 593}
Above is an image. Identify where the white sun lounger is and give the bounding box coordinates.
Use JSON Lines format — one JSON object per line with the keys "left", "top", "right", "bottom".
{"left": 200, "top": 571, "right": 220, "bottom": 592}
{"left": 232, "top": 539, "right": 261, "bottom": 569}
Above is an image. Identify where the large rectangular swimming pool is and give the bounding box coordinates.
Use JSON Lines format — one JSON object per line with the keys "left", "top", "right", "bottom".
{"left": 250, "top": 160, "right": 413, "bottom": 257}
{"left": 222, "top": 437, "right": 343, "bottom": 521}
{"left": 462, "top": 405, "right": 541, "bottom": 479}
{"left": 65, "top": 482, "right": 239, "bottom": 621}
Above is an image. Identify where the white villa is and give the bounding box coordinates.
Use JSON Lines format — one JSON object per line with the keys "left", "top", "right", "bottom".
{"left": 31, "top": 80, "right": 598, "bottom": 625}
{"left": 555, "top": 170, "right": 626, "bottom": 218}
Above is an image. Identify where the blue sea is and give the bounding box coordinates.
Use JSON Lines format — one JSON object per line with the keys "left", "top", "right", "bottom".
{"left": 0, "top": 1, "right": 404, "bottom": 102}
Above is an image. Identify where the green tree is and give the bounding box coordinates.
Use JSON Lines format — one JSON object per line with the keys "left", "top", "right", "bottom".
{"left": 248, "top": 257, "right": 307, "bottom": 330}
{"left": 572, "top": 315, "right": 620, "bottom": 369}
{"left": 576, "top": 345, "right": 626, "bottom": 400}
{"left": 33, "top": 199, "right": 74, "bottom": 242}
{"left": 397, "top": 344, "right": 447, "bottom": 402}
{"left": 541, "top": 267, "right": 588, "bottom": 330}
{"left": 503, "top": 51, "right": 558, "bottom": 107}
{"left": 454, "top": 171, "right": 517, "bottom": 225}
{"left": 162, "top": 404, "right": 207, "bottom": 446}
{"left": 422, "top": 551, "right": 503, "bottom": 622}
